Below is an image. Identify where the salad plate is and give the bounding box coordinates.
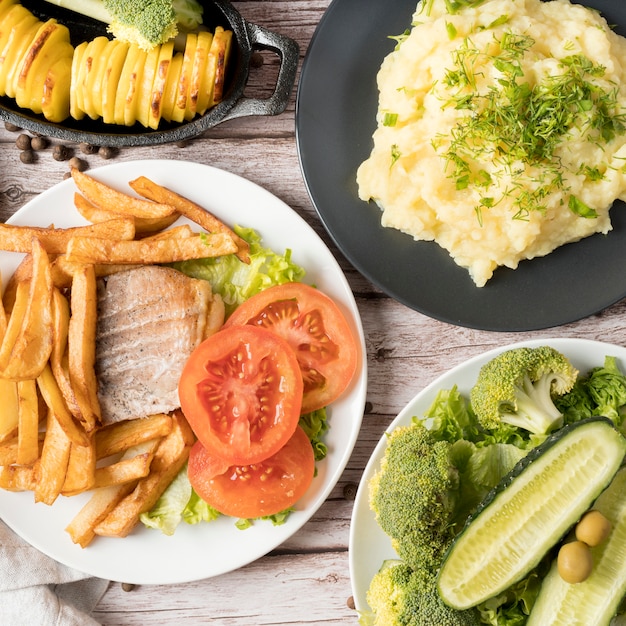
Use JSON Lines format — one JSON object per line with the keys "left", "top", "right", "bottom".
{"left": 0, "top": 159, "right": 368, "bottom": 585}
{"left": 349, "top": 337, "right": 626, "bottom": 614}
{"left": 296, "top": 0, "right": 626, "bottom": 332}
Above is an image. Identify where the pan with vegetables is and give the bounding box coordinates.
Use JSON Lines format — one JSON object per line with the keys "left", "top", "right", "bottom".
{"left": 0, "top": 0, "right": 299, "bottom": 146}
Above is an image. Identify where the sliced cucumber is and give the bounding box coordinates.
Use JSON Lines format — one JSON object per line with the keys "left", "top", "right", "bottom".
{"left": 527, "top": 466, "right": 626, "bottom": 626}
{"left": 437, "top": 418, "right": 626, "bottom": 610}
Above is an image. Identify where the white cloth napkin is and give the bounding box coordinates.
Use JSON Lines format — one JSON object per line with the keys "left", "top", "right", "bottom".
{"left": 0, "top": 520, "right": 109, "bottom": 626}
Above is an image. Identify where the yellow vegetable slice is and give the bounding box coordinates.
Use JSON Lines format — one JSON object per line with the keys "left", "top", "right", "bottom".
{"left": 160, "top": 51, "right": 183, "bottom": 123}
{"left": 101, "top": 40, "right": 128, "bottom": 124}
{"left": 136, "top": 44, "right": 161, "bottom": 128}
{"left": 188, "top": 30, "right": 212, "bottom": 117}
{"left": 171, "top": 32, "right": 196, "bottom": 124}
{"left": 147, "top": 40, "right": 174, "bottom": 129}
{"left": 69, "top": 40, "right": 87, "bottom": 120}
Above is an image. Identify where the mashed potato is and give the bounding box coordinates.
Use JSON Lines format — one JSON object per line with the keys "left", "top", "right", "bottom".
{"left": 357, "top": 0, "right": 626, "bottom": 286}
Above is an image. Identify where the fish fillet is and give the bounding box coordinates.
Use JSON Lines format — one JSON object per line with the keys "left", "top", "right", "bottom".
{"left": 95, "top": 265, "right": 223, "bottom": 424}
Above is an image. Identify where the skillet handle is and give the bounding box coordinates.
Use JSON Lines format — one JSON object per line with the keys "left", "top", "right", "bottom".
{"left": 222, "top": 23, "right": 299, "bottom": 121}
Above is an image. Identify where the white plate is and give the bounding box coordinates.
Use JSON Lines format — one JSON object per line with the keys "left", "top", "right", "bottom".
{"left": 0, "top": 159, "right": 368, "bottom": 585}
{"left": 349, "top": 337, "right": 626, "bottom": 613}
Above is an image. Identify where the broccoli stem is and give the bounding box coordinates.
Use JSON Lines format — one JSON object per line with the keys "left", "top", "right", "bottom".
{"left": 501, "top": 374, "right": 564, "bottom": 434}
{"left": 41, "top": 0, "right": 112, "bottom": 23}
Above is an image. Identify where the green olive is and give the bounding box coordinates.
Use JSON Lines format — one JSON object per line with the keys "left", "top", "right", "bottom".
{"left": 576, "top": 510, "right": 612, "bottom": 547}
{"left": 557, "top": 541, "right": 593, "bottom": 584}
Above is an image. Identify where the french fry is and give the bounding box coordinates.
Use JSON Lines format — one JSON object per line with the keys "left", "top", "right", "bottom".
{"left": 68, "top": 263, "right": 101, "bottom": 432}
{"left": 16, "top": 379, "right": 40, "bottom": 465}
{"left": 0, "top": 238, "right": 54, "bottom": 380}
{"left": 74, "top": 192, "right": 180, "bottom": 235}
{"left": 37, "top": 364, "right": 90, "bottom": 447}
{"left": 93, "top": 447, "right": 157, "bottom": 489}
{"left": 65, "top": 231, "right": 238, "bottom": 265}
{"left": 2, "top": 252, "right": 32, "bottom": 313}
{"left": 0, "top": 437, "right": 18, "bottom": 465}
{"left": 0, "top": 218, "right": 136, "bottom": 254}
{"left": 94, "top": 411, "right": 194, "bottom": 538}
{"left": 129, "top": 175, "right": 250, "bottom": 262}
{"left": 0, "top": 285, "right": 19, "bottom": 442}
{"left": 65, "top": 481, "right": 137, "bottom": 548}
{"left": 95, "top": 413, "right": 172, "bottom": 459}
{"left": 51, "top": 255, "right": 142, "bottom": 289}
{"left": 0, "top": 463, "right": 36, "bottom": 491}
{"left": 61, "top": 435, "right": 96, "bottom": 496}
{"left": 34, "top": 409, "right": 72, "bottom": 505}
{"left": 71, "top": 168, "right": 177, "bottom": 219}
{"left": 65, "top": 439, "right": 162, "bottom": 547}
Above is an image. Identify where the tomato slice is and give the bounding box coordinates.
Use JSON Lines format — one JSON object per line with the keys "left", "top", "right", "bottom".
{"left": 188, "top": 424, "right": 316, "bottom": 518}
{"left": 224, "top": 283, "right": 358, "bottom": 413}
{"left": 178, "top": 325, "right": 303, "bottom": 466}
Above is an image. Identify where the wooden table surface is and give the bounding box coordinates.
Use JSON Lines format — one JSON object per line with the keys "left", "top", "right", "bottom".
{"left": 1, "top": 1, "right": 626, "bottom": 624}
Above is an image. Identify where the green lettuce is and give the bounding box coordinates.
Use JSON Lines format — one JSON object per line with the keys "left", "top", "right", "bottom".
{"left": 173, "top": 226, "right": 306, "bottom": 316}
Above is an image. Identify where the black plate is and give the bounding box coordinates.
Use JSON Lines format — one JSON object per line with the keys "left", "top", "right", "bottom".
{"left": 0, "top": 0, "right": 298, "bottom": 146}
{"left": 296, "top": 0, "right": 626, "bottom": 332}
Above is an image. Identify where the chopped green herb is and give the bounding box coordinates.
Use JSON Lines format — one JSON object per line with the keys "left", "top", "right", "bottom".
{"left": 569, "top": 195, "right": 598, "bottom": 218}
{"left": 383, "top": 112, "right": 398, "bottom": 127}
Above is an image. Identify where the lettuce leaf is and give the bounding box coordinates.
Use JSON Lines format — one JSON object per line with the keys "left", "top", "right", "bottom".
{"left": 172, "top": 226, "right": 306, "bottom": 316}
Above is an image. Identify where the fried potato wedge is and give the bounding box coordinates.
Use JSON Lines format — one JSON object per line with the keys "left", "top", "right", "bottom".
{"left": 0, "top": 381, "right": 19, "bottom": 443}
{"left": 0, "top": 463, "right": 36, "bottom": 491}
{"left": 92, "top": 454, "right": 153, "bottom": 488}
{"left": 0, "top": 218, "right": 135, "bottom": 254}
{"left": 65, "top": 231, "right": 237, "bottom": 265}
{"left": 95, "top": 413, "right": 172, "bottom": 460}
{"left": 0, "top": 238, "right": 53, "bottom": 380}
{"left": 71, "top": 168, "right": 177, "bottom": 219}
{"left": 68, "top": 263, "right": 101, "bottom": 432}
{"left": 51, "top": 255, "right": 142, "bottom": 290}
{"left": 129, "top": 175, "right": 250, "bottom": 262}
{"left": 16, "top": 378, "right": 40, "bottom": 465}
{"left": 66, "top": 481, "right": 137, "bottom": 548}
{"left": 37, "top": 364, "right": 89, "bottom": 447}
{"left": 65, "top": 440, "right": 162, "bottom": 547}
{"left": 50, "top": 287, "right": 82, "bottom": 419}
{"left": 73, "top": 192, "right": 180, "bottom": 235}
{"left": 61, "top": 435, "right": 96, "bottom": 496}
{"left": 93, "top": 411, "right": 194, "bottom": 538}
{"left": 34, "top": 409, "right": 72, "bottom": 505}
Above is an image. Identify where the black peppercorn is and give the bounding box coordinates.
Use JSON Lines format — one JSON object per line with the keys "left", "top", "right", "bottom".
{"left": 68, "top": 156, "right": 87, "bottom": 171}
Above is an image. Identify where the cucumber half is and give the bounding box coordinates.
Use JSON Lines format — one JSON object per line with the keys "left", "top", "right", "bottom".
{"left": 437, "top": 418, "right": 626, "bottom": 610}
{"left": 527, "top": 466, "right": 626, "bottom": 626}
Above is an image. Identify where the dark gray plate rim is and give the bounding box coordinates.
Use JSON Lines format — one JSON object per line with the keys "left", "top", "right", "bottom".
{"left": 295, "top": 0, "right": 626, "bottom": 332}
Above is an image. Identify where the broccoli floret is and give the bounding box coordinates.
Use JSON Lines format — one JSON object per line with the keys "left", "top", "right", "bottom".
{"left": 43, "top": 0, "right": 204, "bottom": 50}
{"left": 368, "top": 422, "right": 465, "bottom": 572}
{"left": 470, "top": 346, "right": 578, "bottom": 436}
{"left": 361, "top": 560, "right": 480, "bottom": 626}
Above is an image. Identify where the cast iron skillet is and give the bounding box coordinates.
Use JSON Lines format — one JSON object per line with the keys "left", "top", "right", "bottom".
{"left": 0, "top": 0, "right": 299, "bottom": 146}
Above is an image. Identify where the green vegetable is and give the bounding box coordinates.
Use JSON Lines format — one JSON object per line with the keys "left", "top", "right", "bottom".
{"left": 437, "top": 418, "right": 626, "bottom": 611}
{"left": 470, "top": 346, "right": 578, "bottom": 436}
{"left": 528, "top": 466, "right": 626, "bottom": 625}
{"left": 174, "top": 226, "right": 306, "bottom": 317}
{"left": 364, "top": 386, "right": 524, "bottom": 624}
{"left": 556, "top": 355, "right": 626, "bottom": 426}
{"left": 42, "top": 0, "right": 204, "bottom": 50}
{"left": 360, "top": 560, "right": 480, "bottom": 626}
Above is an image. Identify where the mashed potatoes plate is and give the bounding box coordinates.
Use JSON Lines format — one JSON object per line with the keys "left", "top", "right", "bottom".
{"left": 357, "top": 0, "right": 626, "bottom": 287}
